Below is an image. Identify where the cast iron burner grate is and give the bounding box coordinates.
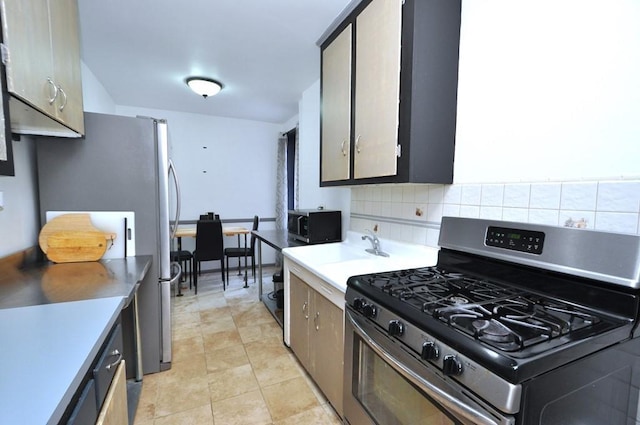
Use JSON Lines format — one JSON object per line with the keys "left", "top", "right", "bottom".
{"left": 359, "top": 267, "right": 601, "bottom": 352}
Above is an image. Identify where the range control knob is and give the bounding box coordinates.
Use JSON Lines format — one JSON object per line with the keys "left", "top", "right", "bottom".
{"left": 353, "top": 298, "right": 365, "bottom": 311}
{"left": 388, "top": 320, "right": 404, "bottom": 337}
{"left": 442, "top": 355, "right": 463, "bottom": 376}
{"left": 421, "top": 341, "right": 439, "bottom": 361}
{"left": 362, "top": 303, "right": 377, "bottom": 318}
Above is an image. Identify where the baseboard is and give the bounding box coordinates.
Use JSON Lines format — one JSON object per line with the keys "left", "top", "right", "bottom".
{"left": 197, "top": 262, "right": 276, "bottom": 274}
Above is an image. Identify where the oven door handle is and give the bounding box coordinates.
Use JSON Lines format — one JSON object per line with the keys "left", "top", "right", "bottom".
{"left": 348, "top": 312, "right": 502, "bottom": 425}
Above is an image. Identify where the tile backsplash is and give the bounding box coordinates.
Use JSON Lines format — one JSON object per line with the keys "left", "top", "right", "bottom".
{"left": 350, "top": 180, "right": 640, "bottom": 247}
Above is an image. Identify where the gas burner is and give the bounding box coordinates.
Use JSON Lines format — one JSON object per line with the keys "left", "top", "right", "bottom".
{"left": 448, "top": 295, "right": 469, "bottom": 305}
{"left": 353, "top": 265, "right": 608, "bottom": 353}
{"left": 472, "top": 319, "right": 515, "bottom": 343}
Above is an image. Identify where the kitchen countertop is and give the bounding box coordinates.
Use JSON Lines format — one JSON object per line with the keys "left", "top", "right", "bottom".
{"left": 282, "top": 231, "right": 439, "bottom": 293}
{"left": 0, "top": 256, "right": 151, "bottom": 309}
{"left": 0, "top": 297, "right": 124, "bottom": 424}
{"left": 0, "top": 256, "right": 152, "bottom": 424}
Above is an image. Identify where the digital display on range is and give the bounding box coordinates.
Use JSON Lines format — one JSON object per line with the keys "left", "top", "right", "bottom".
{"left": 486, "top": 226, "right": 545, "bottom": 254}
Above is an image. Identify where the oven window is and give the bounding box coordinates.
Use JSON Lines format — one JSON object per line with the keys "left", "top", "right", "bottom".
{"left": 354, "top": 340, "right": 457, "bottom": 425}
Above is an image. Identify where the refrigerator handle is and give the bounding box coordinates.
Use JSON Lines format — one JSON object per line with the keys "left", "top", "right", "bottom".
{"left": 160, "top": 261, "right": 182, "bottom": 283}
{"left": 168, "top": 159, "right": 181, "bottom": 240}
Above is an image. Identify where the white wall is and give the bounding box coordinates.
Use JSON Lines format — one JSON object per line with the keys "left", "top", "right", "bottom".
{"left": 281, "top": 115, "right": 298, "bottom": 134}
{"left": 454, "top": 0, "right": 640, "bottom": 183}
{"left": 81, "top": 61, "right": 117, "bottom": 114}
{"left": 116, "top": 105, "right": 280, "bottom": 221}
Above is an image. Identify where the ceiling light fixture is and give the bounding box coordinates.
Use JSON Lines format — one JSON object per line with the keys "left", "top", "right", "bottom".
{"left": 185, "top": 77, "right": 223, "bottom": 98}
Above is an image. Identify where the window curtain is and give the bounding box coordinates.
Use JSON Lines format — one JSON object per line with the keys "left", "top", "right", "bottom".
{"left": 293, "top": 126, "right": 300, "bottom": 208}
{"left": 275, "top": 127, "right": 299, "bottom": 268}
{"left": 275, "top": 133, "right": 288, "bottom": 237}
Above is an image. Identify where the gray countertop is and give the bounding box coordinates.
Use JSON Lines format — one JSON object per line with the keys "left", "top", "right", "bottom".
{"left": 252, "top": 229, "right": 305, "bottom": 251}
{"left": 0, "top": 256, "right": 151, "bottom": 310}
{"left": 0, "top": 298, "right": 124, "bottom": 424}
{"left": 0, "top": 256, "right": 152, "bottom": 424}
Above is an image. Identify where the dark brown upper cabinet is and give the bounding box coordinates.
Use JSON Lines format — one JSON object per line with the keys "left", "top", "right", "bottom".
{"left": 320, "top": 0, "right": 461, "bottom": 186}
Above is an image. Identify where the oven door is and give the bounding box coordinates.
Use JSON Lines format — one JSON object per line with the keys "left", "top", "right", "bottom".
{"left": 344, "top": 309, "right": 515, "bottom": 425}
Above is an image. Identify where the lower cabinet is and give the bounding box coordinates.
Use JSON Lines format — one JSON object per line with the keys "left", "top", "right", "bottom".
{"left": 66, "top": 322, "right": 128, "bottom": 424}
{"left": 66, "top": 379, "right": 97, "bottom": 424}
{"left": 289, "top": 272, "right": 344, "bottom": 416}
{"left": 96, "top": 360, "right": 128, "bottom": 425}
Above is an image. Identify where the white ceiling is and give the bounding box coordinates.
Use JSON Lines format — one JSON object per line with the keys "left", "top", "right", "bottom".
{"left": 77, "top": 0, "right": 352, "bottom": 124}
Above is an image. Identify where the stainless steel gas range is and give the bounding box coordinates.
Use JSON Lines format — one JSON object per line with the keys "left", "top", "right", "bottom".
{"left": 344, "top": 217, "right": 640, "bottom": 425}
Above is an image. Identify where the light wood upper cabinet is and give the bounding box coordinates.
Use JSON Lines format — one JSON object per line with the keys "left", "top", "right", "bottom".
{"left": 319, "top": 0, "right": 461, "bottom": 186}
{"left": 48, "top": 0, "right": 84, "bottom": 133}
{"left": 1, "top": 0, "right": 53, "bottom": 115}
{"left": 353, "top": 0, "right": 401, "bottom": 179}
{"left": 321, "top": 24, "right": 352, "bottom": 182}
{"left": 1, "top": 0, "right": 85, "bottom": 136}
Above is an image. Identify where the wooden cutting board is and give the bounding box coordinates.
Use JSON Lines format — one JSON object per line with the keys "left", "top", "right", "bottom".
{"left": 39, "top": 213, "right": 116, "bottom": 263}
{"left": 39, "top": 213, "right": 116, "bottom": 253}
{"left": 46, "top": 231, "right": 109, "bottom": 263}
{"left": 46, "top": 211, "right": 136, "bottom": 259}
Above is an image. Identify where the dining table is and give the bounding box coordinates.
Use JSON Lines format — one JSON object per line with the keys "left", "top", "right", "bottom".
{"left": 173, "top": 224, "right": 251, "bottom": 288}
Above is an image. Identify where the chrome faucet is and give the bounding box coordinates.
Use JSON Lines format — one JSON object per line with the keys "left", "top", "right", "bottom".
{"left": 362, "top": 229, "right": 389, "bottom": 257}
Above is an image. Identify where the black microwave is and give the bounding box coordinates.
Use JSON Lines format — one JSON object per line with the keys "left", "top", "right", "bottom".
{"left": 287, "top": 209, "right": 342, "bottom": 244}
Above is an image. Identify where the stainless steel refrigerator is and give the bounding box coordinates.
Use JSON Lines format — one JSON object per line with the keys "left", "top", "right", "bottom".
{"left": 36, "top": 112, "right": 181, "bottom": 375}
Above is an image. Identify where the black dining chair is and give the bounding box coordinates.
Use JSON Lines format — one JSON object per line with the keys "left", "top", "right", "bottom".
{"left": 224, "top": 215, "right": 259, "bottom": 283}
{"left": 192, "top": 219, "right": 225, "bottom": 293}
{"left": 200, "top": 213, "right": 220, "bottom": 221}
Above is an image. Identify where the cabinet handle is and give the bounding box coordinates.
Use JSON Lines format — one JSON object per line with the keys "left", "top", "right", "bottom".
{"left": 302, "top": 301, "right": 308, "bottom": 319}
{"left": 355, "top": 135, "right": 361, "bottom": 153}
{"left": 47, "top": 78, "right": 58, "bottom": 104}
{"left": 58, "top": 86, "right": 67, "bottom": 112}
{"left": 341, "top": 139, "right": 347, "bottom": 156}
{"left": 314, "top": 311, "right": 320, "bottom": 331}
{"left": 105, "top": 349, "right": 123, "bottom": 370}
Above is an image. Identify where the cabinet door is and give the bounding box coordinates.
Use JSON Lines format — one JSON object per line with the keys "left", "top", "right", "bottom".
{"left": 321, "top": 24, "right": 352, "bottom": 182}
{"left": 0, "top": 0, "right": 55, "bottom": 115}
{"left": 48, "top": 0, "right": 84, "bottom": 133}
{"left": 67, "top": 379, "right": 98, "bottom": 425}
{"left": 310, "top": 292, "right": 344, "bottom": 415}
{"left": 354, "top": 0, "right": 402, "bottom": 179}
{"left": 289, "top": 274, "right": 311, "bottom": 371}
{"left": 96, "top": 360, "right": 128, "bottom": 425}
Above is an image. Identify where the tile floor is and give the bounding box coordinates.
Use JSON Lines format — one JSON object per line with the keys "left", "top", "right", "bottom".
{"left": 133, "top": 266, "right": 343, "bottom": 425}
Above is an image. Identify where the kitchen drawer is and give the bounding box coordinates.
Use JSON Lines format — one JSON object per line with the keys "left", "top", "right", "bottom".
{"left": 93, "top": 323, "right": 123, "bottom": 410}
{"left": 67, "top": 379, "right": 97, "bottom": 425}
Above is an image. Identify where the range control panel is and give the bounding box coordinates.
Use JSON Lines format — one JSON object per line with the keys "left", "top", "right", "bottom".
{"left": 485, "top": 226, "right": 545, "bottom": 254}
